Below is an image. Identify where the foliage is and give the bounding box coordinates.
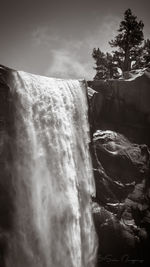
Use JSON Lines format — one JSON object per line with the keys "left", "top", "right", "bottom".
{"left": 132, "top": 39, "right": 150, "bottom": 69}
{"left": 92, "top": 9, "right": 150, "bottom": 80}
{"left": 109, "top": 9, "right": 144, "bottom": 72}
{"left": 92, "top": 48, "right": 119, "bottom": 79}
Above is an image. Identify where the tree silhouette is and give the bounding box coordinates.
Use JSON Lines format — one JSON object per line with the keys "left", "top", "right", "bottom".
{"left": 92, "top": 48, "right": 119, "bottom": 80}
{"left": 109, "top": 9, "right": 144, "bottom": 72}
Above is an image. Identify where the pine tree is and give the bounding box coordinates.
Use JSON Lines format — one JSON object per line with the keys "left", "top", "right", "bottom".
{"left": 92, "top": 48, "right": 119, "bottom": 80}
{"left": 143, "top": 39, "right": 150, "bottom": 66}
{"left": 109, "top": 9, "right": 144, "bottom": 72}
{"left": 132, "top": 39, "right": 150, "bottom": 69}
{"left": 92, "top": 48, "right": 107, "bottom": 79}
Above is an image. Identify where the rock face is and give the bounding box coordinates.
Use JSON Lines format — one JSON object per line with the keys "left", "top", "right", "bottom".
{"left": 88, "top": 69, "right": 150, "bottom": 267}
{"left": 88, "top": 68, "right": 150, "bottom": 145}
{"left": 91, "top": 130, "right": 150, "bottom": 267}
{"left": 92, "top": 130, "right": 149, "bottom": 202}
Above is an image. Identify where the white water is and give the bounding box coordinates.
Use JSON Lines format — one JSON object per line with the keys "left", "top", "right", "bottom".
{"left": 6, "top": 71, "right": 97, "bottom": 267}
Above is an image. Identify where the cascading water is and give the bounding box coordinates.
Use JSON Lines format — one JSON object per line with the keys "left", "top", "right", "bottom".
{"left": 0, "top": 69, "right": 97, "bottom": 267}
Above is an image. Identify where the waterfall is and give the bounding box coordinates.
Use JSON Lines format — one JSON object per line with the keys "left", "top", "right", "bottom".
{"left": 1, "top": 69, "right": 97, "bottom": 267}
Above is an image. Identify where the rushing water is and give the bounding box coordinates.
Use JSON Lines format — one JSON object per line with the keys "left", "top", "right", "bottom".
{"left": 4, "top": 71, "right": 97, "bottom": 267}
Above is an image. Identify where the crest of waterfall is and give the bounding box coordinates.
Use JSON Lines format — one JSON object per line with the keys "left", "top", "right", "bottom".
{"left": 2, "top": 70, "right": 97, "bottom": 267}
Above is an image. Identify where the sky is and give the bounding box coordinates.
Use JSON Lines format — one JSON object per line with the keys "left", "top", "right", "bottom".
{"left": 0, "top": 0, "right": 150, "bottom": 79}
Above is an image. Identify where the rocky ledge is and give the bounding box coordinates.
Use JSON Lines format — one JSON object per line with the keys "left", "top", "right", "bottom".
{"left": 88, "top": 68, "right": 150, "bottom": 145}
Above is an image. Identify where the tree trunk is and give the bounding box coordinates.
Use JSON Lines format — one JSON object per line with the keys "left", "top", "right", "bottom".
{"left": 123, "top": 48, "right": 131, "bottom": 72}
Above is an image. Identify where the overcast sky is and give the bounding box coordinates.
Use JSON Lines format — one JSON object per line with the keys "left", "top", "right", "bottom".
{"left": 0, "top": 0, "right": 150, "bottom": 79}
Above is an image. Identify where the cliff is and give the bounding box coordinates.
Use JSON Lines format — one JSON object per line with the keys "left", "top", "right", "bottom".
{"left": 88, "top": 68, "right": 150, "bottom": 266}
{"left": 88, "top": 68, "right": 150, "bottom": 145}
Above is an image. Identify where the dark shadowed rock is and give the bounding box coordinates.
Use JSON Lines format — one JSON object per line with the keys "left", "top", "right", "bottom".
{"left": 93, "top": 130, "right": 149, "bottom": 184}
{"left": 91, "top": 130, "right": 150, "bottom": 267}
{"left": 88, "top": 73, "right": 150, "bottom": 265}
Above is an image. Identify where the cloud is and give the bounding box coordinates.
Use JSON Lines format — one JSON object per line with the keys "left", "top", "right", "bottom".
{"left": 46, "top": 49, "right": 92, "bottom": 79}
{"left": 32, "top": 26, "right": 60, "bottom": 46}
{"left": 86, "top": 15, "right": 121, "bottom": 53}
{"left": 32, "top": 26, "right": 94, "bottom": 79}
{"left": 31, "top": 15, "right": 121, "bottom": 80}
